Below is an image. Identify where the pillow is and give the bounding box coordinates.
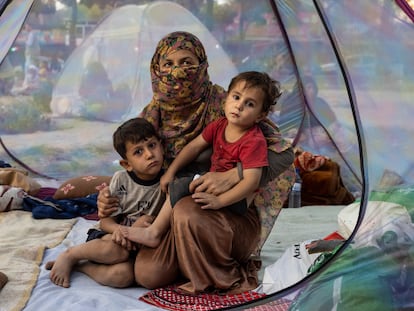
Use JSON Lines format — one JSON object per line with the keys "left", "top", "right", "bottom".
{"left": 0, "top": 167, "right": 41, "bottom": 195}
{"left": 53, "top": 175, "right": 111, "bottom": 199}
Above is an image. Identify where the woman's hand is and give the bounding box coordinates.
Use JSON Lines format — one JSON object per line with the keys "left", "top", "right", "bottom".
{"left": 189, "top": 169, "right": 239, "bottom": 196}
{"left": 97, "top": 186, "right": 119, "bottom": 219}
{"left": 160, "top": 171, "right": 175, "bottom": 193}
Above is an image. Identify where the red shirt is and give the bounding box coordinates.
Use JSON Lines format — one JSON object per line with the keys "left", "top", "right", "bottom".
{"left": 202, "top": 118, "right": 268, "bottom": 172}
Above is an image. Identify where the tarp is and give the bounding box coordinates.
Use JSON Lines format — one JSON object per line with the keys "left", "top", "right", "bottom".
{"left": 1, "top": 0, "right": 414, "bottom": 309}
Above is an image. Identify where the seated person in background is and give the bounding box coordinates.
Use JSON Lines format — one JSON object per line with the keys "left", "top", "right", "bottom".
{"left": 120, "top": 71, "right": 281, "bottom": 248}
{"left": 46, "top": 118, "right": 165, "bottom": 288}
{"left": 278, "top": 75, "right": 361, "bottom": 195}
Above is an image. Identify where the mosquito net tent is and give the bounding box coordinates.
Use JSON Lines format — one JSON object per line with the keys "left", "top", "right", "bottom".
{"left": 1, "top": 0, "right": 414, "bottom": 310}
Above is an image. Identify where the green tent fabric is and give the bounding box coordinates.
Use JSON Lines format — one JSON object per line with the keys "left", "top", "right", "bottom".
{"left": 289, "top": 246, "right": 399, "bottom": 311}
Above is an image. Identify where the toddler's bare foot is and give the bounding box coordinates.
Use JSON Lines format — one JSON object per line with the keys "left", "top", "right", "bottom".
{"left": 119, "top": 226, "right": 161, "bottom": 248}
{"left": 46, "top": 249, "right": 78, "bottom": 288}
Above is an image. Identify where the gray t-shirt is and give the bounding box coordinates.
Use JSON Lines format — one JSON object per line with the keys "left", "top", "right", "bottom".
{"left": 109, "top": 170, "right": 165, "bottom": 223}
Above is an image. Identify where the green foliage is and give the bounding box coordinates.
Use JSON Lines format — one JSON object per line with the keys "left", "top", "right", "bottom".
{"left": 0, "top": 96, "right": 50, "bottom": 134}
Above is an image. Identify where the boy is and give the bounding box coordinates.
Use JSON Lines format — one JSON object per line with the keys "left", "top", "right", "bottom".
{"left": 120, "top": 71, "right": 281, "bottom": 248}
{"left": 46, "top": 118, "right": 165, "bottom": 288}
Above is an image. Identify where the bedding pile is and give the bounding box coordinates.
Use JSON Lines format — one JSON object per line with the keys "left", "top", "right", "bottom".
{"left": 0, "top": 210, "right": 76, "bottom": 311}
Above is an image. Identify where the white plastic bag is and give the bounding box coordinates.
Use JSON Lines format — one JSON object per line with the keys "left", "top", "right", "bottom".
{"left": 262, "top": 240, "right": 319, "bottom": 295}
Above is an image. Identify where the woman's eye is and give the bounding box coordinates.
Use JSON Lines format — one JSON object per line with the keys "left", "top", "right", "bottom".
{"left": 161, "top": 61, "right": 172, "bottom": 68}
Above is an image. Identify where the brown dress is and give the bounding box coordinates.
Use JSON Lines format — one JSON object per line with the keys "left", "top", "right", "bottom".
{"left": 134, "top": 196, "right": 261, "bottom": 294}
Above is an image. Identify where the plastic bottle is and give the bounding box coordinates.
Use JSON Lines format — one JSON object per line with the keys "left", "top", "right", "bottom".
{"left": 288, "top": 167, "right": 302, "bottom": 208}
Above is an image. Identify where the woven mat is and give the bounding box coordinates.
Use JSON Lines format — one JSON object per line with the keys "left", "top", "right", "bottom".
{"left": 140, "top": 285, "right": 291, "bottom": 311}
{"left": 244, "top": 298, "right": 292, "bottom": 311}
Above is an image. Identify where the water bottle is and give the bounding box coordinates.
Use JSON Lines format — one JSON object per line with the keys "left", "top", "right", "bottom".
{"left": 288, "top": 167, "right": 302, "bottom": 208}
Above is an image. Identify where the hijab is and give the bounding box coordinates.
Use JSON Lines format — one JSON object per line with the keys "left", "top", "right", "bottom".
{"left": 140, "top": 31, "right": 226, "bottom": 163}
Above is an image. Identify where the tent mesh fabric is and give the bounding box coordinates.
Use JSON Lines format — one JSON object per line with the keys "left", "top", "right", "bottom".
{"left": 1, "top": 0, "right": 414, "bottom": 309}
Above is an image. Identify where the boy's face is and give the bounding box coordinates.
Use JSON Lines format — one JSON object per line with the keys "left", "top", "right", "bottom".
{"left": 120, "top": 136, "right": 164, "bottom": 180}
{"left": 224, "top": 81, "right": 266, "bottom": 129}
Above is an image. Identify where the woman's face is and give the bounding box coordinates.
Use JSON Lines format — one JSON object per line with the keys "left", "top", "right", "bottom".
{"left": 159, "top": 49, "right": 199, "bottom": 73}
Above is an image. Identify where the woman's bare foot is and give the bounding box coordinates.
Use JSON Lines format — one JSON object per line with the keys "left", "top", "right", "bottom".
{"left": 119, "top": 226, "right": 161, "bottom": 248}
{"left": 45, "top": 249, "right": 78, "bottom": 288}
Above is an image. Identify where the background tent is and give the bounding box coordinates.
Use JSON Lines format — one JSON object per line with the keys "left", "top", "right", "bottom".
{"left": 1, "top": 0, "right": 414, "bottom": 310}
{"left": 50, "top": 2, "right": 238, "bottom": 122}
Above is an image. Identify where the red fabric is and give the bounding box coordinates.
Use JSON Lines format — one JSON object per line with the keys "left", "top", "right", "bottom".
{"left": 202, "top": 118, "right": 268, "bottom": 172}
{"left": 139, "top": 285, "right": 271, "bottom": 311}
{"left": 35, "top": 187, "right": 57, "bottom": 200}
{"left": 323, "top": 231, "right": 345, "bottom": 241}
{"left": 294, "top": 151, "right": 327, "bottom": 172}
{"left": 82, "top": 211, "right": 99, "bottom": 221}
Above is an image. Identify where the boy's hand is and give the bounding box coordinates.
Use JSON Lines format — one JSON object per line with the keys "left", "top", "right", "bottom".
{"left": 191, "top": 192, "right": 223, "bottom": 210}
{"left": 97, "top": 186, "right": 119, "bottom": 218}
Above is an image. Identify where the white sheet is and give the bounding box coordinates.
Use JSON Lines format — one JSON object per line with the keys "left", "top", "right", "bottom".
{"left": 23, "top": 217, "right": 163, "bottom": 311}
{"left": 23, "top": 205, "right": 343, "bottom": 311}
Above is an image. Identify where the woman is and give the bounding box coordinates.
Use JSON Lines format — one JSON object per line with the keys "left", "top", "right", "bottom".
{"left": 99, "top": 31, "right": 295, "bottom": 293}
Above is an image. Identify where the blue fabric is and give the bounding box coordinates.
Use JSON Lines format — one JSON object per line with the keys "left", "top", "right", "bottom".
{"left": 22, "top": 193, "right": 97, "bottom": 219}
{"left": 0, "top": 160, "right": 11, "bottom": 168}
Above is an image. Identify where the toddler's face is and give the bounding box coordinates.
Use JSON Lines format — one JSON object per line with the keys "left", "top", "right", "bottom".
{"left": 224, "top": 81, "right": 266, "bottom": 128}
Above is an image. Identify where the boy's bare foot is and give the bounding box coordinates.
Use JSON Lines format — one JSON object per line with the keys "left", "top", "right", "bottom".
{"left": 119, "top": 226, "right": 161, "bottom": 248}
{"left": 45, "top": 249, "right": 78, "bottom": 288}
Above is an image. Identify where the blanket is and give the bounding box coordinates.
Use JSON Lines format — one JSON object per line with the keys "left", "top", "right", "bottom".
{"left": 0, "top": 211, "right": 76, "bottom": 311}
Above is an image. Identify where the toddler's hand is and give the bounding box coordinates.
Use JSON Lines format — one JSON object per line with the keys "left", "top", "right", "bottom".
{"left": 112, "top": 226, "right": 135, "bottom": 251}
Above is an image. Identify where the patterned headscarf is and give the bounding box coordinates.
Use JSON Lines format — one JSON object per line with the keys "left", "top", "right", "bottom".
{"left": 140, "top": 31, "right": 226, "bottom": 163}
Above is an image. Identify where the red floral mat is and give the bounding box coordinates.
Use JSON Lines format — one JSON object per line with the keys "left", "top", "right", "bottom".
{"left": 139, "top": 285, "right": 291, "bottom": 311}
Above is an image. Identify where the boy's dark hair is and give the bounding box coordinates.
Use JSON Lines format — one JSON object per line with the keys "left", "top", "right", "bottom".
{"left": 227, "top": 71, "right": 282, "bottom": 113}
{"left": 113, "top": 118, "right": 160, "bottom": 159}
